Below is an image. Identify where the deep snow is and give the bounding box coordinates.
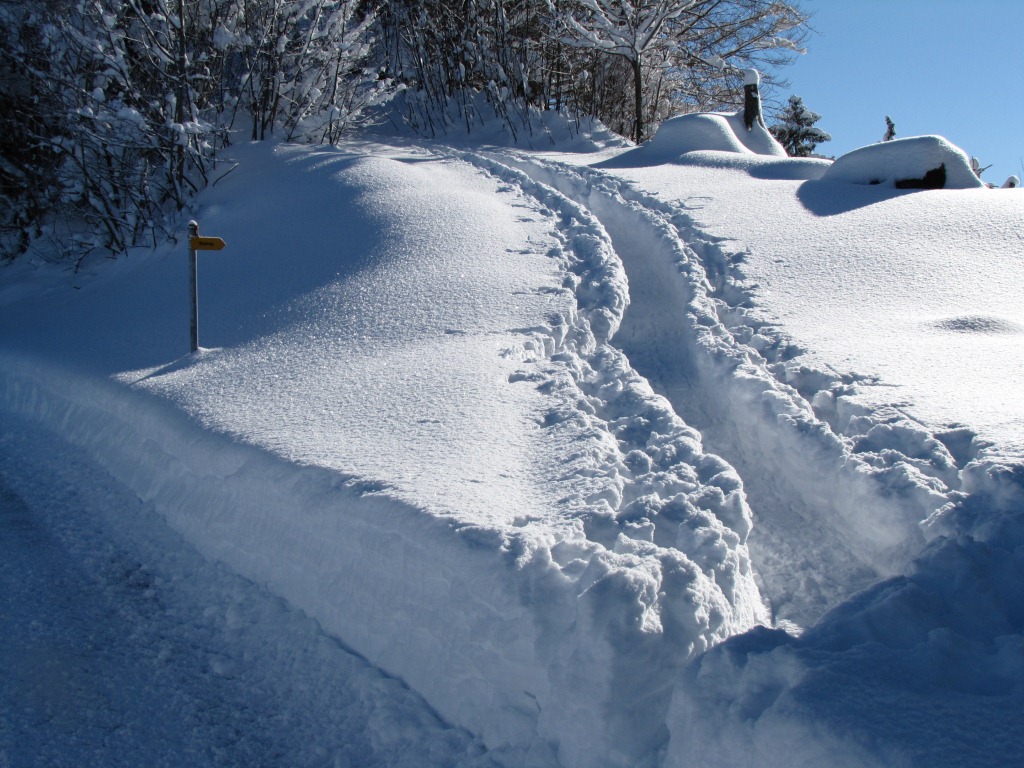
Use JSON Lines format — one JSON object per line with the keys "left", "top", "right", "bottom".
{"left": 1, "top": 411, "right": 496, "bottom": 768}
{"left": 2, "top": 111, "right": 1023, "bottom": 767}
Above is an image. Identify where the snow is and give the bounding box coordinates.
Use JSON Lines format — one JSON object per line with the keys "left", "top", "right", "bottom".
{"left": 1, "top": 412, "right": 494, "bottom": 768}
{"left": 584, "top": 149, "right": 1023, "bottom": 464}
{"left": 599, "top": 111, "right": 787, "bottom": 166}
{"left": 2, "top": 114, "right": 1024, "bottom": 767}
{"left": 823, "top": 135, "right": 985, "bottom": 189}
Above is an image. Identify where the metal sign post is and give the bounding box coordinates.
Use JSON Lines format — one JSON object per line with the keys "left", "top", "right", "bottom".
{"left": 187, "top": 220, "right": 226, "bottom": 353}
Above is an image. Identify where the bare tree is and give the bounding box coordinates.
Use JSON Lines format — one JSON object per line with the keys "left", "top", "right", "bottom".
{"left": 555, "top": 0, "right": 810, "bottom": 143}
{"left": 555, "top": 0, "right": 698, "bottom": 142}
{"left": 0, "top": 0, "right": 387, "bottom": 262}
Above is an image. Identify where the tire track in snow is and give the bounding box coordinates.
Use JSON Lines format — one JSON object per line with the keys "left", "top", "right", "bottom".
{"left": 493, "top": 152, "right": 963, "bottom": 627}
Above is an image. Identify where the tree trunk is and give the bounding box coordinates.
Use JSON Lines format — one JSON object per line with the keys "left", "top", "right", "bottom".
{"left": 631, "top": 56, "right": 643, "bottom": 143}
{"left": 174, "top": 0, "right": 188, "bottom": 195}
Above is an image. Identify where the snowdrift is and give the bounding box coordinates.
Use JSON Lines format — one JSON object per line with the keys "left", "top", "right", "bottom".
{"left": 823, "top": 135, "right": 985, "bottom": 189}
{"left": 599, "top": 111, "right": 786, "bottom": 168}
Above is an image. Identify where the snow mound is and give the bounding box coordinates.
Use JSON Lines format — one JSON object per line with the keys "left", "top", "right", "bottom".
{"left": 599, "top": 112, "right": 786, "bottom": 168}
{"left": 823, "top": 135, "right": 985, "bottom": 189}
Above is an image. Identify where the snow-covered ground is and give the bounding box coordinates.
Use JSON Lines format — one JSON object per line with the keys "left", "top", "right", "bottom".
{"left": 2, "top": 113, "right": 1023, "bottom": 767}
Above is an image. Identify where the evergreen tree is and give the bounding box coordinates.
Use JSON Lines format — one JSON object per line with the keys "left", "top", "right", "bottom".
{"left": 883, "top": 115, "right": 896, "bottom": 141}
{"left": 769, "top": 94, "right": 831, "bottom": 157}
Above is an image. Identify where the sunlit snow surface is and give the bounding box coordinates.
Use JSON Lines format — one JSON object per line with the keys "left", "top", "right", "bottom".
{"left": 517, "top": 129, "right": 1024, "bottom": 767}
{"left": 3, "top": 119, "right": 1024, "bottom": 768}
{"left": 597, "top": 152, "right": 1024, "bottom": 461}
{"left": 126, "top": 145, "right": 577, "bottom": 524}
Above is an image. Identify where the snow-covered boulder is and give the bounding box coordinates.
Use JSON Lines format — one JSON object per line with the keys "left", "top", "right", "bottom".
{"left": 823, "top": 135, "right": 985, "bottom": 189}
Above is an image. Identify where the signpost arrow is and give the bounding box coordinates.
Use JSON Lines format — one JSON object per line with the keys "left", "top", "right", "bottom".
{"left": 188, "top": 220, "right": 227, "bottom": 353}
{"left": 190, "top": 235, "right": 226, "bottom": 251}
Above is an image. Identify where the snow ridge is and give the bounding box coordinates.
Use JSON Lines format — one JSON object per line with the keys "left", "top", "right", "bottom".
{"left": 0, "top": 353, "right": 561, "bottom": 762}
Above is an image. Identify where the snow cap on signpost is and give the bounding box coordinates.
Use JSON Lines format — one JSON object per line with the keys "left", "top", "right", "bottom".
{"left": 742, "top": 69, "right": 763, "bottom": 130}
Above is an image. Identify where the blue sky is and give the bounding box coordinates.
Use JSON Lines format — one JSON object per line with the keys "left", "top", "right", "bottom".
{"left": 773, "top": 0, "right": 1024, "bottom": 184}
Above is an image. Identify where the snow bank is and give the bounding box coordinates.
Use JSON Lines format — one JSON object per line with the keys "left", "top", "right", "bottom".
{"left": 0, "top": 354, "right": 558, "bottom": 759}
{"left": 0, "top": 411, "right": 494, "bottom": 768}
{"left": 599, "top": 111, "right": 786, "bottom": 168}
{"left": 824, "top": 135, "right": 985, "bottom": 189}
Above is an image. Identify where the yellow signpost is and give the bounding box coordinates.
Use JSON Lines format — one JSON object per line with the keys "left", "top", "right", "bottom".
{"left": 189, "top": 235, "right": 226, "bottom": 251}
{"left": 187, "top": 221, "right": 227, "bottom": 353}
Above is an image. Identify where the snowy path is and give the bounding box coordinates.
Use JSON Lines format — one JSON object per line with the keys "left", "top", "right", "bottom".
{"left": 0, "top": 413, "right": 494, "bottom": 768}
{"left": 486, "top": 151, "right": 939, "bottom": 626}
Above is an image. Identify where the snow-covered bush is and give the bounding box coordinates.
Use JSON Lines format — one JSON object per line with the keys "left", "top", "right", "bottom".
{"left": 222, "top": 0, "right": 392, "bottom": 144}
{"left": 0, "top": 0, "right": 230, "bottom": 262}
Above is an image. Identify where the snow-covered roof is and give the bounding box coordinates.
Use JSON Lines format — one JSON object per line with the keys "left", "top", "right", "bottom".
{"left": 823, "top": 134, "right": 985, "bottom": 189}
